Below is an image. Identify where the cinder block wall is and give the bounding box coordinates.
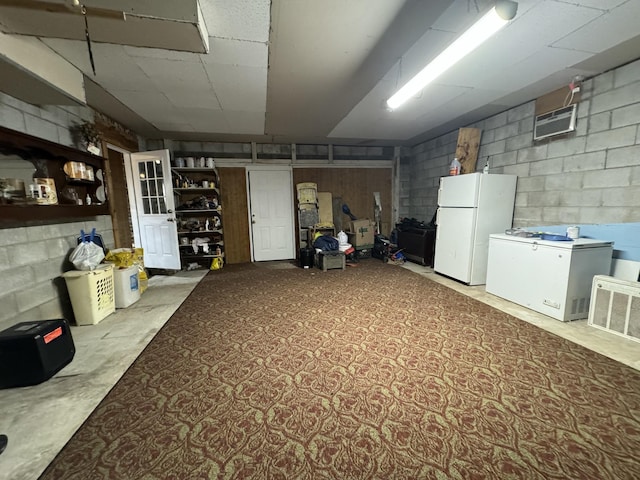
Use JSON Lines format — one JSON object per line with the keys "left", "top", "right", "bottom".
{"left": 398, "top": 152, "right": 412, "bottom": 220}
{"left": 0, "top": 94, "right": 114, "bottom": 331}
{"left": 0, "top": 92, "right": 93, "bottom": 146}
{"left": 406, "top": 58, "right": 640, "bottom": 227}
{"left": 0, "top": 218, "right": 114, "bottom": 331}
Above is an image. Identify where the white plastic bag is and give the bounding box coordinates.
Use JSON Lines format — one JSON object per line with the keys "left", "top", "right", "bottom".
{"left": 337, "top": 230, "right": 348, "bottom": 245}
{"left": 70, "top": 240, "right": 105, "bottom": 270}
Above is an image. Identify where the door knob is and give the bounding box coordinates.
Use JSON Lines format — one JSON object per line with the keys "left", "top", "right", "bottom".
{"left": 167, "top": 209, "right": 173, "bottom": 213}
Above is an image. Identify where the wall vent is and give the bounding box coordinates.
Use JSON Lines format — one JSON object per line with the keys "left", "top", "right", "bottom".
{"left": 588, "top": 275, "right": 640, "bottom": 343}
{"left": 533, "top": 104, "right": 577, "bottom": 141}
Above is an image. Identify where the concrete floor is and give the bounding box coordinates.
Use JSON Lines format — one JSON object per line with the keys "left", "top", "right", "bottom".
{"left": 403, "top": 263, "right": 640, "bottom": 372}
{"left": 0, "top": 269, "right": 208, "bottom": 480}
{"left": 0, "top": 263, "right": 638, "bottom": 480}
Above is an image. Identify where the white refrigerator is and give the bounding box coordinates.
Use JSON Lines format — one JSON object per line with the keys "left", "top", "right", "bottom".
{"left": 434, "top": 173, "right": 517, "bottom": 285}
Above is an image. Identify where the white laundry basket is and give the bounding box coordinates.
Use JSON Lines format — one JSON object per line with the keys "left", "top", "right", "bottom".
{"left": 62, "top": 264, "right": 115, "bottom": 325}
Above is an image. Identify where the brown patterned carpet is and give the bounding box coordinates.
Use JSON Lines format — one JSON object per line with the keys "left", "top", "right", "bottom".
{"left": 40, "top": 261, "right": 640, "bottom": 479}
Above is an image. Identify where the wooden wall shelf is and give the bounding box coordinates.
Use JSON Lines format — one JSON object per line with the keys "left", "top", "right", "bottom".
{"left": 0, "top": 125, "right": 109, "bottom": 228}
{"left": 0, "top": 204, "right": 110, "bottom": 227}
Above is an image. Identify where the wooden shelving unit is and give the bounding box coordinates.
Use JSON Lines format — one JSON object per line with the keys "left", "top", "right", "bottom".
{"left": 0, "top": 125, "right": 109, "bottom": 228}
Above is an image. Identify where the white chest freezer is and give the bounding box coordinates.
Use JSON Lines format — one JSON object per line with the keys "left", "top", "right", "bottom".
{"left": 486, "top": 234, "right": 613, "bottom": 321}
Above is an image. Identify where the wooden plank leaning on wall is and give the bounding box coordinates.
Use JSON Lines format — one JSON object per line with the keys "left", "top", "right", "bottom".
{"left": 218, "top": 167, "right": 251, "bottom": 264}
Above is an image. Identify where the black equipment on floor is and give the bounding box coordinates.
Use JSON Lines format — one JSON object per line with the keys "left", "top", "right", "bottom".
{"left": 0, "top": 319, "right": 75, "bottom": 389}
{"left": 299, "top": 247, "right": 314, "bottom": 268}
{"left": 396, "top": 216, "right": 437, "bottom": 267}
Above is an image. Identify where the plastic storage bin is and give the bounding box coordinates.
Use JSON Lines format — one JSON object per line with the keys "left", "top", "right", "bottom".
{"left": 315, "top": 251, "right": 346, "bottom": 271}
{"left": 113, "top": 265, "right": 141, "bottom": 308}
{"left": 0, "top": 319, "right": 75, "bottom": 388}
{"left": 62, "top": 264, "right": 115, "bottom": 325}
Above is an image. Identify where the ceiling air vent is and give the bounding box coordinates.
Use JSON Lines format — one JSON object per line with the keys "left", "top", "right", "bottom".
{"left": 533, "top": 104, "right": 577, "bottom": 141}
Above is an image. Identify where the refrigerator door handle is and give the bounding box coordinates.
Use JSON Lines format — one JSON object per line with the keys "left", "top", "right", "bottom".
{"left": 435, "top": 208, "right": 440, "bottom": 239}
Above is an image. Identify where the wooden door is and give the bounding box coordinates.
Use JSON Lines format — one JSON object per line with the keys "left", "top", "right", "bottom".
{"left": 105, "top": 148, "right": 133, "bottom": 248}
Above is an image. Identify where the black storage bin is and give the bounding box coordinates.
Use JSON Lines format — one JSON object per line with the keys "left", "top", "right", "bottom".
{"left": 0, "top": 319, "right": 75, "bottom": 388}
{"left": 299, "top": 247, "right": 314, "bottom": 268}
{"left": 397, "top": 227, "right": 436, "bottom": 266}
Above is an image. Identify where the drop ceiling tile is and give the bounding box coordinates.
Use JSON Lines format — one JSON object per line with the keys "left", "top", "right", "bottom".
{"left": 385, "top": 1, "right": 597, "bottom": 94}
{"left": 109, "top": 89, "right": 172, "bottom": 118}
{"left": 164, "top": 88, "right": 221, "bottom": 110}
{"left": 514, "top": 1, "right": 604, "bottom": 52}
{"left": 204, "top": 38, "right": 268, "bottom": 68}
{"left": 474, "top": 46, "right": 593, "bottom": 92}
{"left": 43, "top": 39, "right": 152, "bottom": 87}
{"left": 182, "top": 107, "right": 230, "bottom": 132}
{"left": 225, "top": 111, "right": 265, "bottom": 134}
{"left": 135, "top": 57, "right": 210, "bottom": 91}
{"left": 330, "top": 74, "right": 466, "bottom": 140}
{"left": 123, "top": 45, "right": 203, "bottom": 62}
{"left": 0, "top": 1, "right": 208, "bottom": 52}
{"left": 392, "top": 29, "right": 456, "bottom": 86}
{"left": 552, "top": 0, "right": 640, "bottom": 53}
{"left": 199, "top": 0, "right": 270, "bottom": 43}
{"left": 554, "top": 0, "right": 627, "bottom": 9}
{"left": 203, "top": 64, "right": 267, "bottom": 111}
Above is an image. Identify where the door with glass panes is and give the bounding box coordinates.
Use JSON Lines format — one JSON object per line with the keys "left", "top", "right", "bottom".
{"left": 129, "top": 150, "right": 180, "bottom": 269}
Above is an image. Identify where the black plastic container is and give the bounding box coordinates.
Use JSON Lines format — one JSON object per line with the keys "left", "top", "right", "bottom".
{"left": 299, "top": 247, "right": 314, "bottom": 268}
{"left": 0, "top": 319, "right": 75, "bottom": 388}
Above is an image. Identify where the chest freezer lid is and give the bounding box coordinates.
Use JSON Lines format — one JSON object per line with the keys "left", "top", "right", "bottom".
{"left": 489, "top": 233, "right": 613, "bottom": 249}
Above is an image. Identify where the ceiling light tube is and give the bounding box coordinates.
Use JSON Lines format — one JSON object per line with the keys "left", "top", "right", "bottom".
{"left": 386, "top": 0, "right": 518, "bottom": 110}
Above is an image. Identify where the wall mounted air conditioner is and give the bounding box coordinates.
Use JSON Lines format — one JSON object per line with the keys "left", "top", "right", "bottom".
{"left": 533, "top": 104, "right": 577, "bottom": 141}
{"left": 588, "top": 275, "right": 640, "bottom": 343}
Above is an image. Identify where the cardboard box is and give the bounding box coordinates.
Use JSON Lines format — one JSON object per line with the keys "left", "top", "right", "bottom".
{"left": 348, "top": 219, "right": 374, "bottom": 247}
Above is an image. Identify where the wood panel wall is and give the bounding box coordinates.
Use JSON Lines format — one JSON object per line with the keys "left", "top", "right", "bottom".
{"left": 293, "top": 167, "right": 393, "bottom": 235}
{"left": 218, "top": 166, "right": 392, "bottom": 264}
{"left": 218, "top": 167, "right": 251, "bottom": 264}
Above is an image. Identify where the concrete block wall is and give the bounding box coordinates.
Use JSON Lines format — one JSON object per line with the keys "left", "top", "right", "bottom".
{"left": 407, "top": 58, "right": 640, "bottom": 228}
{"left": 0, "top": 92, "right": 92, "bottom": 146}
{"left": 398, "top": 148, "right": 412, "bottom": 220}
{"left": 405, "top": 130, "right": 458, "bottom": 222}
{"left": 0, "top": 94, "right": 114, "bottom": 331}
{"left": 0, "top": 216, "right": 114, "bottom": 332}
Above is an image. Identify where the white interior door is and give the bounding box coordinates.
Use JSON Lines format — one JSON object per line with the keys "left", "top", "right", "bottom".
{"left": 248, "top": 167, "right": 295, "bottom": 261}
{"left": 128, "top": 150, "right": 181, "bottom": 270}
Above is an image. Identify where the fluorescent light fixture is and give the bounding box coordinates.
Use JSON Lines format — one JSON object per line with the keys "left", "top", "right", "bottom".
{"left": 386, "top": 0, "right": 518, "bottom": 110}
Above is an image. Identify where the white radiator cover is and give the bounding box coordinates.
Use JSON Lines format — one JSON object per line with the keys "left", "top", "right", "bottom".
{"left": 588, "top": 275, "right": 640, "bottom": 343}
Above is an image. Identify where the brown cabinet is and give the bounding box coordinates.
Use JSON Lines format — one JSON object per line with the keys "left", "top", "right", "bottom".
{"left": 0, "top": 126, "right": 109, "bottom": 227}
